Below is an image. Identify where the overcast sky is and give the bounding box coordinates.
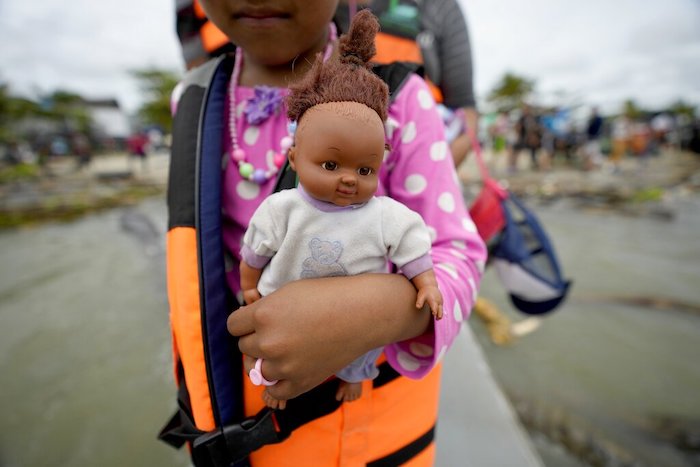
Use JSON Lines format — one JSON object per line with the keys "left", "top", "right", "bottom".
{"left": 1, "top": 0, "right": 699, "bottom": 116}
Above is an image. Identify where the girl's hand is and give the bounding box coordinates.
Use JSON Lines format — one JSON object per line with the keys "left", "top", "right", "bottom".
{"left": 228, "top": 274, "right": 430, "bottom": 401}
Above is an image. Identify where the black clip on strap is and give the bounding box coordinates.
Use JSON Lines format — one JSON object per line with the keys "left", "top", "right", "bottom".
{"left": 192, "top": 409, "right": 287, "bottom": 467}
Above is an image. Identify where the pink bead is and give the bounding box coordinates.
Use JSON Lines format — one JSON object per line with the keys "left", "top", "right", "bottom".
{"left": 232, "top": 148, "right": 246, "bottom": 162}
{"left": 273, "top": 153, "right": 286, "bottom": 168}
{"left": 280, "top": 136, "right": 293, "bottom": 152}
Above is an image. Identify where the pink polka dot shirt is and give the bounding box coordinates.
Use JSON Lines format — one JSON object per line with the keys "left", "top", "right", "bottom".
{"left": 220, "top": 74, "right": 487, "bottom": 379}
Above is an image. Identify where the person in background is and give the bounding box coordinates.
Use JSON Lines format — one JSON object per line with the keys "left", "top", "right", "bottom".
{"left": 164, "top": 1, "right": 486, "bottom": 465}
{"left": 582, "top": 106, "right": 604, "bottom": 171}
{"left": 510, "top": 104, "right": 542, "bottom": 171}
{"left": 610, "top": 114, "right": 631, "bottom": 173}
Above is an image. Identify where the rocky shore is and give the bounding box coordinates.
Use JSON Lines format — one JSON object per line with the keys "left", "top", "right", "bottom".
{"left": 1, "top": 148, "right": 698, "bottom": 229}
{"left": 0, "top": 151, "right": 169, "bottom": 228}
{"left": 459, "top": 149, "right": 700, "bottom": 219}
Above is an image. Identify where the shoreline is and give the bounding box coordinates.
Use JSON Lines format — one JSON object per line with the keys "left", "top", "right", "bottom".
{"left": 0, "top": 150, "right": 169, "bottom": 228}
{"left": 3, "top": 148, "right": 698, "bottom": 229}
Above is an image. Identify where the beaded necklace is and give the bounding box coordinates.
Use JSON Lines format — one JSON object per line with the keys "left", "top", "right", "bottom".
{"left": 228, "top": 23, "right": 337, "bottom": 184}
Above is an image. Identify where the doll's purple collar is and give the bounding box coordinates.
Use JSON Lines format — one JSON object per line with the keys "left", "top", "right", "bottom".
{"left": 298, "top": 184, "right": 368, "bottom": 212}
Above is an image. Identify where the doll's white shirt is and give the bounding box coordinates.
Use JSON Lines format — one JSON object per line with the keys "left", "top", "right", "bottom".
{"left": 241, "top": 186, "right": 433, "bottom": 297}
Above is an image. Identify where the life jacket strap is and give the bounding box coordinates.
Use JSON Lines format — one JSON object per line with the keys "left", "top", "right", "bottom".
{"left": 160, "top": 377, "right": 345, "bottom": 466}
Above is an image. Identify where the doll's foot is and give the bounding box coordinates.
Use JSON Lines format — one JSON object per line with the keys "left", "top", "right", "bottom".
{"left": 262, "top": 389, "right": 287, "bottom": 410}
{"left": 335, "top": 381, "right": 362, "bottom": 402}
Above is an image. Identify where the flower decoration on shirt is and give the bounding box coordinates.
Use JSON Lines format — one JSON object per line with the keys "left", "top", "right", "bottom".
{"left": 244, "top": 86, "right": 284, "bottom": 125}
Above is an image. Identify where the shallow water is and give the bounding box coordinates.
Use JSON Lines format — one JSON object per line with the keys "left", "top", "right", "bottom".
{"left": 0, "top": 197, "right": 185, "bottom": 467}
{"left": 1, "top": 193, "right": 699, "bottom": 466}
{"left": 475, "top": 194, "right": 700, "bottom": 466}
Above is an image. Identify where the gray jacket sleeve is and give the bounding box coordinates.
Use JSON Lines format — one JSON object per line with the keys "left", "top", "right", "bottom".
{"left": 421, "top": 0, "right": 476, "bottom": 109}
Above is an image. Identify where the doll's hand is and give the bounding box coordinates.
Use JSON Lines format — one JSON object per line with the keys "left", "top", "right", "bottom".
{"left": 242, "top": 288, "right": 262, "bottom": 305}
{"left": 228, "top": 274, "right": 430, "bottom": 401}
{"left": 416, "top": 285, "right": 443, "bottom": 320}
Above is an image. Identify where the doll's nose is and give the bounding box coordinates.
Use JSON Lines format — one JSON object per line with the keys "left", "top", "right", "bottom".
{"left": 340, "top": 173, "right": 357, "bottom": 185}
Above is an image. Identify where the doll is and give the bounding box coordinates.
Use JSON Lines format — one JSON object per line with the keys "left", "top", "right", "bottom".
{"left": 239, "top": 10, "right": 443, "bottom": 408}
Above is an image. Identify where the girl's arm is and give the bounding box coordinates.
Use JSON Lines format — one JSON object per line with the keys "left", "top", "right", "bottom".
{"left": 381, "top": 74, "right": 487, "bottom": 378}
{"left": 228, "top": 273, "right": 430, "bottom": 402}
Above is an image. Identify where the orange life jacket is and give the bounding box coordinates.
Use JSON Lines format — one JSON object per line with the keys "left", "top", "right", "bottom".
{"left": 159, "top": 56, "right": 442, "bottom": 466}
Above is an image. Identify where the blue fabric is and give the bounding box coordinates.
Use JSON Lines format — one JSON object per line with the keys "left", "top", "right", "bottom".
{"left": 491, "top": 193, "right": 571, "bottom": 314}
{"left": 197, "top": 56, "right": 243, "bottom": 425}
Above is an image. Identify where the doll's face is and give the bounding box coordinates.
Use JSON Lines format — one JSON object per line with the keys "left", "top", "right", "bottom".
{"left": 198, "top": 0, "right": 339, "bottom": 67}
{"left": 289, "top": 102, "right": 385, "bottom": 207}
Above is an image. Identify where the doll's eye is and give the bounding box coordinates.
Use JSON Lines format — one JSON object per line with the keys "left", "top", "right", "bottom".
{"left": 357, "top": 167, "right": 374, "bottom": 176}
{"left": 321, "top": 161, "right": 338, "bottom": 171}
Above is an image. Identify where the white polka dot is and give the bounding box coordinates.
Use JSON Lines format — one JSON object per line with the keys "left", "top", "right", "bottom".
{"left": 438, "top": 192, "right": 455, "bottom": 213}
{"left": 236, "top": 180, "right": 260, "bottom": 200}
{"left": 404, "top": 174, "right": 427, "bottom": 194}
{"left": 462, "top": 218, "right": 477, "bottom": 233}
{"left": 430, "top": 141, "right": 448, "bottom": 161}
{"left": 236, "top": 101, "right": 246, "bottom": 118}
{"left": 436, "top": 346, "right": 447, "bottom": 362}
{"left": 383, "top": 147, "right": 390, "bottom": 162}
{"left": 468, "top": 278, "right": 477, "bottom": 302}
{"left": 453, "top": 300, "right": 464, "bottom": 322}
{"left": 222, "top": 152, "right": 229, "bottom": 169}
{"left": 397, "top": 351, "right": 421, "bottom": 371}
{"left": 409, "top": 342, "right": 434, "bottom": 357}
{"left": 243, "top": 126, "right": 260, "bottom": 146}
{"left": 436, "top": 262, "right": 458, "bottom": 280}
{"left": 451, "top": 240, "right": 466, "bottom": 249}
{"left": 385, "top": 117, "right": 399, "bottom": 138}
{"left": 450, "top": 249, "right": 466, "bottom": 260}
{"left": 427, "top": 226, "right": 437, "bottom": 242}
{"left": 265, "top": 149, "right": 278, "bottom": 170}
{"left": 401, "top": 121, "right": 417, "bottom": 144}
{"left": 417, "top": 89, "right": 434, "bottom": 109}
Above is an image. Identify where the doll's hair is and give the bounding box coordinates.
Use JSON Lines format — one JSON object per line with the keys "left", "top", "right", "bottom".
{"left": 286, "top": 9, "right": 389, "bottom": 123}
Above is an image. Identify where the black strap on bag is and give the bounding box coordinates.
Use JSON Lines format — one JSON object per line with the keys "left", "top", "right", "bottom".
{"left": 159, "top": 61, "right": 423, "bottom": 467}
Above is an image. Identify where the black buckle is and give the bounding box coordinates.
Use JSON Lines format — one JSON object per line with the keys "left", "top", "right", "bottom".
{"left": 192, "top": 409, "right": 288, "bottom": 467}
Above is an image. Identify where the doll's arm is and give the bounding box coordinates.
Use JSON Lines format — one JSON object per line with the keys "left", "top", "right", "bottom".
{"left": 411, "top": 269, "right": 443, "bottom": 319}
{"left": 240, "top": 261, "right": 263, "bottom": 304}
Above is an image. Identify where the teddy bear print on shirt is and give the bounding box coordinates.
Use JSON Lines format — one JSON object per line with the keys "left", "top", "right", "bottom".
{"left": 300, "top": 238, "right": 348, "bottom": 279}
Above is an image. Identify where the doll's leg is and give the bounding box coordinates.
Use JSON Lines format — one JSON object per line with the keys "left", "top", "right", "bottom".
{"left": 262, "top": 389, "right": 287, "bottom": 410}
{"left": 335, "top": 381, "right": 363, "bottom": 402}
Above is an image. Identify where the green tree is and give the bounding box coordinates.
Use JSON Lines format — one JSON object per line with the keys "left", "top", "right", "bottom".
{"left": 622, "top": 99, "right": 643, "bottom": 119}
{"left": 667, "top": 99, "right": 696, "bottom": 118}
{"left": 43, "top": 90, "right": 92, "bottom": 133}
{"left": 487, "top": 72, "right": 536, "bottom": 112}
{"left": 132, "top": 68, "right": 181, "bottom": 133}
{"left": 0, "top": 84, "right": 44, "bottom": 143}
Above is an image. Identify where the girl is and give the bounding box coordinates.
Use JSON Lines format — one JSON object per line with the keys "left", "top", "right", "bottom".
{"left": 167, "top": 1, "right": 487, "bottom": 465}
{"left": 239, "top": 11, "right": 443, "bottom": 409}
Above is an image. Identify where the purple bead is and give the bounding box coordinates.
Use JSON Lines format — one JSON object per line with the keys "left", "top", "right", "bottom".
{"left": 252, "top": 168, "right": 268, "bottom": 184}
